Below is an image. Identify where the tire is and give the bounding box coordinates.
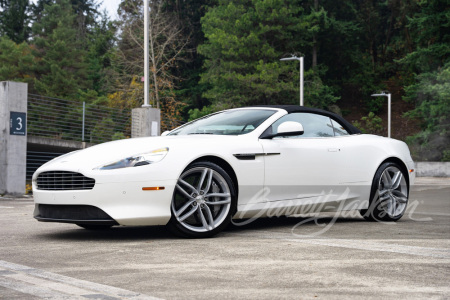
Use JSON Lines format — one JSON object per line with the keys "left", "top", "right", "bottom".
{"left": 76, "top": 224, "right": 113, "bottom": 230}
{"left": 360, "top": 162, "right": 409, "bottom": 222}
{"left": 167, "top": 161, "right": 237, "bottom": 238}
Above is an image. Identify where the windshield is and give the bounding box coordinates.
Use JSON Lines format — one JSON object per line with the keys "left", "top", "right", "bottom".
{"left": 169, "top": 109, "right": 276, "bottom": 136}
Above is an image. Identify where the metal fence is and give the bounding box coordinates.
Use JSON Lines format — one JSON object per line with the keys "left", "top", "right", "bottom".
{"left": 25, "top": 94, "right": 185, "bottom": 180}
{"left": 27, "top": 94, "right": 185, "bottom": 143}
{"left": 26, "top": 150, "right": 67, "bottom": 180}
{"left": 28, "top": 94, "right": 132, "bottom": 144}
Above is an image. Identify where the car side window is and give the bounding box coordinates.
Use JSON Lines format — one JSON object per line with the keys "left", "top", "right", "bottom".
{"left": 331, "top": 119, "right": 349, "bottom": 136}
{"left": 271, "top": 113, "right": 334, "bottom": 138}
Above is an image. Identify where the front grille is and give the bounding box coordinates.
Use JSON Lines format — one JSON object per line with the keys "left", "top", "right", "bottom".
{"left": 35, "top": 204, "right": 118, "bottom": 225}
{"left": 37, "top": 204, "right": 114, "bottom": 221}
{"left": 37, "top": 171, "right": 95, "bottom": 190}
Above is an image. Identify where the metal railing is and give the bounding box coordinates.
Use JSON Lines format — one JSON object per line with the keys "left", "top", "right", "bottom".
{"left": 26, "top": 150, "right": 67, "bottom": 180}
{"left": 28, "top": 94, "right": 131, "bottom": 144}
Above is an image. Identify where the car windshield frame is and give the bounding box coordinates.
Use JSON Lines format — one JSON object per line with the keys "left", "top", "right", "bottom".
{"left": 168, "top": 109, "right": 276, "bottom": 136}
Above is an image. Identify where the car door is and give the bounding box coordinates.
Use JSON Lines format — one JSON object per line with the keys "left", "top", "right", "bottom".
{"left": 259, "top": 113, "right": 346, "bottom": 203}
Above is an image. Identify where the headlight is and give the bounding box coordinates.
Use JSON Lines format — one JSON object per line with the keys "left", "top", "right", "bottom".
{"left": 95, "top": 147, "right": 169, "bottom": 170}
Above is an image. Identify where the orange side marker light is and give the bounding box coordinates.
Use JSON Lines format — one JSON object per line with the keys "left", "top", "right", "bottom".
{"left": 142, "top": 187, "right": 165, "bottom": 191}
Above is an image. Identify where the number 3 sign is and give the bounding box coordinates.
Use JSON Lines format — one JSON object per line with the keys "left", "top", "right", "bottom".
{"left": 10, "top": 111, "right": 27, "bottom": 136}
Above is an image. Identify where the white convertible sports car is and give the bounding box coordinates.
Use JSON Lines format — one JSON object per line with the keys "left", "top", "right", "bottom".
{"left": 33, "top": 105, "right": 415, "bottom": 238}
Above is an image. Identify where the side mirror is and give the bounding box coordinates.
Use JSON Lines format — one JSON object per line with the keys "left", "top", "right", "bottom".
{"left": 161, "top": 131, "right": 170, "bottom": 136}
{"left": 260, "top": 121, "right": 304, "bottom": 139}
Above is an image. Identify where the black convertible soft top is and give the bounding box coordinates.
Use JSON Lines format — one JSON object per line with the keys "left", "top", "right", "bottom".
{"left": 253, "top": 105, "right": 361, "bottom": 135}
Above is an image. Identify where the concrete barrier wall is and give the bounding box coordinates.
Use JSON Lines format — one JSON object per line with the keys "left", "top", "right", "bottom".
{"left": 416, "top": 162, "right": 450, "bottom": 177}
{"left": 0, "top": 82, "right": 27, "bottom": 195}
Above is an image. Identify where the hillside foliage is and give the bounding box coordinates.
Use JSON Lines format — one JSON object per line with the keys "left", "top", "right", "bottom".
{"left": 0, "top": 0, "right": 448, "bottom": 160}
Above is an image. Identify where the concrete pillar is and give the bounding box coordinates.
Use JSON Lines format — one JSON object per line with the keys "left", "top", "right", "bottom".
{"left": 131, "top": 107, "right": 161, "bottom": 138}
{"left": 0, "top": 81, "right": 28, "bottom": 196}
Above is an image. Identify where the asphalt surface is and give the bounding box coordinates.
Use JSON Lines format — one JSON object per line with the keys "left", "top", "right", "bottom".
{"left": 0, "top": 177, "right": 449, "bottom": 299}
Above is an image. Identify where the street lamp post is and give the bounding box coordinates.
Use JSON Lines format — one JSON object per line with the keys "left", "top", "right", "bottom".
{"left": 142, "top": 0, "right": 151, "bottom": 107}
{"left": 280, "top": 56, "right": 304, "bottom": 106}
{"left": 371, "top": 92, "right": 391, "bottom": 138}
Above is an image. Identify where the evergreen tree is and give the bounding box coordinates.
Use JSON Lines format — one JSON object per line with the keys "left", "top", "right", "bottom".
{"left": 0, "top": 36, "right": 34, "bottom": 82}
{"left": 70, "top": 0, "right": 100, "bottom": 42}
{"left": 86, "top": 10, "right": 117, "bottom": 94}
{"left": 0, "top": 0, "right": 30, "bottom": 43}
{"left": 401, "top": 0, "right": 449, "bottom": 73}
{"left": 32, "top": 0, "right": 90, "bottom": 98}
{"left": 404, "top": 62, "right": 450, "bottom": 161}
{"left": 163, "top": 0, "right": 214, "bottom": 115}
{"left": 199, "top": 0, "right": 302, "bottom": 108}
{"left": 401, "top": 0, "right": 450, "bottom": 161}
{"left": 199, "top": 0, "right": 339, "bottom": 109}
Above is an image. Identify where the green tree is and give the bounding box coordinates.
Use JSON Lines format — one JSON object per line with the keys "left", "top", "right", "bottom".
{"left": 316, "top": 0, "right": 419, "bottom": 113}
{"left": 352, "top": 112, "right": 384, "bottom": 135}
{"left": 70, "top": 0, "right": 100, "bottom": 42}
{"left": 85, "top": 11, "right": 117, "bottom": 94}
{"left": 0, "top": 36, "right": 34, "bottom": 82}
{"left": 404, "top": 62, "right": 450, "bottom": 161}
{"left": 30, "top": 0, "right": 52, "bottom": 22}
{"left": 401, "top": 0, "right": 449, "bottom": 73}
{"left": 163, "top": 0, "right": 214, "bottom": 117}
{"left": 199, "top": 0, "right": 304, "bottom": 109}
{"left": 199, "top": 0, "right": 340, "bottom": 110}
{"left": 0, "top": 0, "right": 30, "bottom": 43}
{"left": 401, "top": 0, "right": 450, "bottom": 161}
{"left": 32, "top": 0, "right": 90, "bottom": 98}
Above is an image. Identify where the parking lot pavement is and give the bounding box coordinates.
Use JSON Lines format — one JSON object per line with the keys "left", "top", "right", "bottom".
{"left": 0, "top": 178, "right": 449, "bottom": 299}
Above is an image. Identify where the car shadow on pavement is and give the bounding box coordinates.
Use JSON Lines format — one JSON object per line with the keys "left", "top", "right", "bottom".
{"left": 36, "top": 215, "right": 367, "bottom": 241}
{"left": 228, "top": 215, "right": 366, "bottom": 231}
{"left": 37, "top": 225, "right": 174, "bottom": 241}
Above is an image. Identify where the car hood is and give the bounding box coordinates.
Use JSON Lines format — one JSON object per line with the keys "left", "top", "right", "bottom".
{"left": 36, "top": 135, "right": 240, "bottom": 173}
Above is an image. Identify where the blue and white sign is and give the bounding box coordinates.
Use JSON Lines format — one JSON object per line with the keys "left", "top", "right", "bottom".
{"left": 10, "top": 111, "right": 26, "bottom": 136}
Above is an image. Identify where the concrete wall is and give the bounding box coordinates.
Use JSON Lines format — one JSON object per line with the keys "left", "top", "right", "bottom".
{"left": 27, "top": 136, "right": 95, "bottom": 151}
{"left": 0, "top": 82, "right": 27, "bottom": 195}
{"left": 416, "top": 162, "right": 450, "bottom": 177}
{"left": 131, "top": 107, "right": 161, "bottom": 138}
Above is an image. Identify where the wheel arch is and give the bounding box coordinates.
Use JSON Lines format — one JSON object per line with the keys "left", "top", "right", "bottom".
{"left": 188, "top": 155, "right": 239, "bottom": 200}
{"left": 378, "top": 157, "right": 410, "bottom": 189}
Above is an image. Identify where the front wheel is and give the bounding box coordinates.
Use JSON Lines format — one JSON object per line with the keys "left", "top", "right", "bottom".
{"left": 167, "top": 161, "right": 236, "bottom": 238}
{"left": 361, "top": 162, "right": 409, "bottom": 222}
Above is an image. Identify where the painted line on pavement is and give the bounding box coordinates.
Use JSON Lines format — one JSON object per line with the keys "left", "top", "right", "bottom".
{"left": 0, "top": 275, "right": 73, "bottom": 299}
{"left": 0, "top": 260, "right": 161, "bottom": 300}
{"left": 233, "top": 231, "right": 450, "bottom": 259}
{"left": 287, "top": 238, "right": 450, "bottom": 259}
{"left": 409, "top": 212, "right": 450, "bottom": 217}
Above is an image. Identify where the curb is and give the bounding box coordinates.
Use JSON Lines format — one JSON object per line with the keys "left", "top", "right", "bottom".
{"left": 416, "top": 162, "right": 450, "bottom": 177}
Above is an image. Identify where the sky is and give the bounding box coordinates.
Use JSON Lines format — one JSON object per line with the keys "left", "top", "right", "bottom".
{"left": 99, "top": 0, "right": 121, "bottom": 20}
{"left": 29, "top": 0, "right": 122, "bottom": 21}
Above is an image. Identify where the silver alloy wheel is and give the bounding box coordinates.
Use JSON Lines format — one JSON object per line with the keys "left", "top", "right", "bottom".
{"left": 376, "top": 166, "right": 408, "bottom": 218}
{"left": 171, "top": 167, "right": 232, "bottom": 233}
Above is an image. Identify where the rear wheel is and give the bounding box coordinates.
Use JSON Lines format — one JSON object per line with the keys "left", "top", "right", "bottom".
{"left": 167, "top": 161, "right": 236, "bottom": 238}
{"left": 361, "top": 162, "right": 409, "bottom": 222}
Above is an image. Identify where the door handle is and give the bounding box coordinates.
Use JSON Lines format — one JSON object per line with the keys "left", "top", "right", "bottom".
{"left": 328, "top": 148, "right": 340, "bottom": 152}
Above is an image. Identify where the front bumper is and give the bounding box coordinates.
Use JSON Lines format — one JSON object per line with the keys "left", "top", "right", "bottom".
{"left": 33, "top": 179, "right": 176, "bottom": 226}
